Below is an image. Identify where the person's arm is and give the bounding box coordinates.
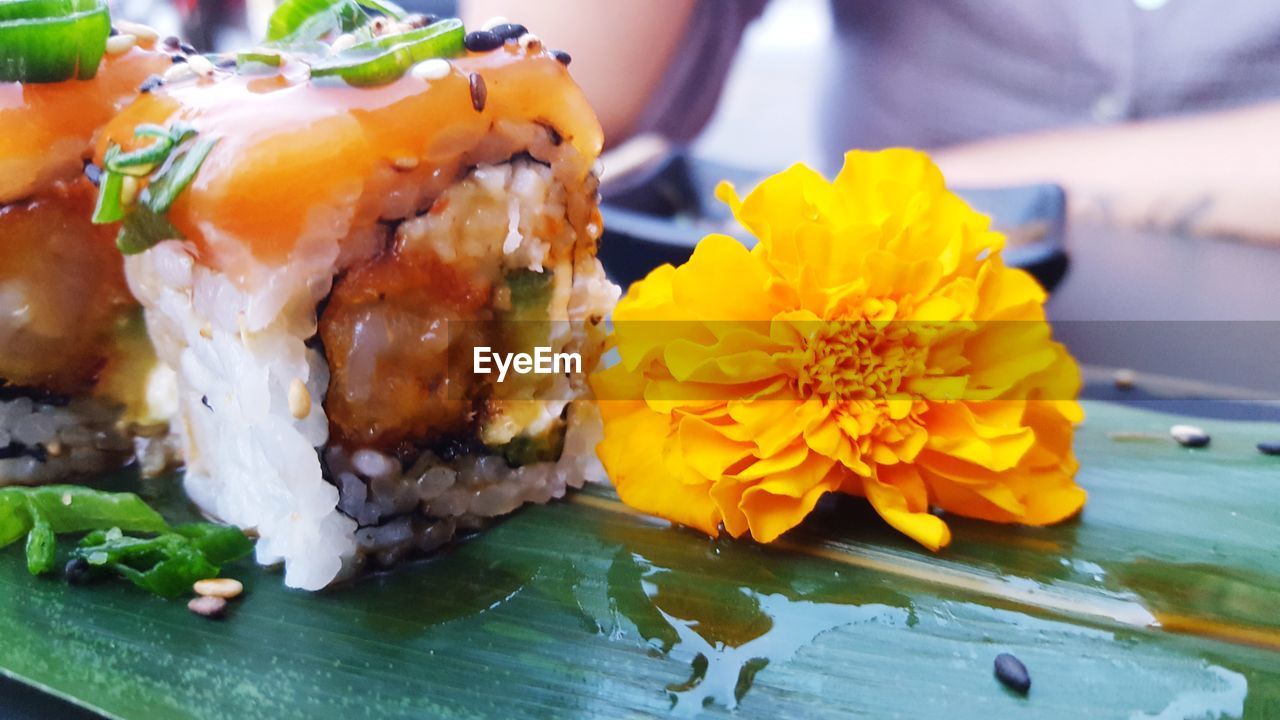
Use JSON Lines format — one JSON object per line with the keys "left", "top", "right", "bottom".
{"left": 460, "top": 0, "right": 696, "bottom": 146}
{"left": 932, "top": 101, "right": 1280, "bottom": 242}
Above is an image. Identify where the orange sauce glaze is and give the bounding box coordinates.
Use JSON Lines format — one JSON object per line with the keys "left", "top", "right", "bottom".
{"left": 0, "top": 44, "right": 170, "bottom": 204}
{"left": 98, "top": 44, "right": 604, "bottom": 275}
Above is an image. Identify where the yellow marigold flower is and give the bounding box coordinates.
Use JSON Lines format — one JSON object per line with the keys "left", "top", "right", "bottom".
{"left": 592, "top": 149, "right": 1086, "bottom": 550}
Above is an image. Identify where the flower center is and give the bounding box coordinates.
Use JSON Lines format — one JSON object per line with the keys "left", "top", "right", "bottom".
{"left": 795, "top": 321, "right": 926, "bottom": 402}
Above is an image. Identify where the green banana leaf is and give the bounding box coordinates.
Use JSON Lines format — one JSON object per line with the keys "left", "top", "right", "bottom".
{"left": 1, "top": 399, "right": 1278, "bottom": 719}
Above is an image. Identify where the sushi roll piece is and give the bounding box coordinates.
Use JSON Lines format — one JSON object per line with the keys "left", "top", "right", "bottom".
{"left": 0, "top": 11, "right": 175, "bottom": 485}
{"left": 100, "top": 16, "right": 618, "bottom": 589}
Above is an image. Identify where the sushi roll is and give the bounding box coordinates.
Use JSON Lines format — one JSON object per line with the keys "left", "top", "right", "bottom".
{"left": 0, "top": 11, "right": 174, "bottom": 485}
{"left": 99, "top": 15, "right": 618, "bottom": 589}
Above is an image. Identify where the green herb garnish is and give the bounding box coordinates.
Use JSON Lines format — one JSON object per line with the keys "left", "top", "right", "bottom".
{"left": 266, "top": 0, "right": 461, "bottom": 87}
{"left": 0, "top": 486, "right": 253, "bottom": 598}
{"left": 309, "top": 18, "right": 463, "bottom": 87}
{"left": 115, "top": 203, "right": 181, "bottom": 255}
{"left": 73, "top": 524, "right": 253, "bottom": 598}
{"left": 266, "top": 0, "right": 369, "bottom": 44}
{"left": 265, "top": 0, "right": 411, "bottom": 44}
{"left": 142, "top": 135, "right": 219, "bottom": 214}
{"left": 0, "top": 486, "right": 167, "bottom": 548}
{"left": 0, "top": 0, "right": 112, "bottom": 83}
{"left": 236, "top": 49, "right": 284, "bottom": 71}
{"left": 93, "top": 123, "right": 219, "bottom": 255}
{"left": 355, "top": 0, "right": 407, "bottom": 21}
{"left": 104, "top": 134, "right": 175, "bottom": 176}
{"left": 90, "top": 165, "right": 124, "bottom": 223}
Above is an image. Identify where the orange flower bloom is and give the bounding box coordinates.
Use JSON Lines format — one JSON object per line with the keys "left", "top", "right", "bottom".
{"left": 592, "top": 149, "right": 1085, "bottom": 550}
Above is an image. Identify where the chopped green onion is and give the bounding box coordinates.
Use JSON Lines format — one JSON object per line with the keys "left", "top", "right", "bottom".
{"left": 116, "top": 203, "right": 180, "bottom": 255}
{"left": 167, "top": 121, "right": 198, "bottom": 146}
{"left": 173, "top": 524, "right": 256, "bottom": 566}
{"left": 94, "top": 124, "right": 218, "bottom": 253}
{"left": 266, "top": 0, "right": 366, "bottom": 44}
{"left": 24, "top": 509, "right": 55, "bottom": 576}
{"left": 72, "top": 524, "right": 252, "bottom": 599}
{"left": 236, "top": 49, "right": 284, "bottom": 70}
{"left": 91, "top": 165, "right": 124, "bottom": 223}
{"left": 0, "top": 0, "right": 111, "bottom": 83}
{"left": 105, "top": 136, "right": 174, "bottom": 176}
{"left": 362, "top": 17, "right": 462, "bottom": 57}
{"left": 310, "top": 18, "right": 464, "bottom": 87}
{"left": 355, "top": 0, "right": 407, "bottom": 20}
{"left": 0, "top": 486, "right": 168, "bottom": 552}
{"left": 132, "top": 124, "right": 172, "bottom": 140}
{"left": 309, "top": 44, "right": 413, "bottom": 86}
{"left": 143, "top": 135, "right": 219, "bottom": 214}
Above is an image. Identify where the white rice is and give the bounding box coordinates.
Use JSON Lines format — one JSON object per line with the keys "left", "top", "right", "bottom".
{"left": 0, "top": 396, "right": 135, "bottom": 485}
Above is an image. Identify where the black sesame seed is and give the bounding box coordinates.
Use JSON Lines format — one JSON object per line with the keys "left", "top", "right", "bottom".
{"left": 489, "top": 23, "right": 527, "bottom": 41}
{"left": 422, "top": 13, "right": 440, "bottom": 24}
{"left": 109, "top": 27, "right": 118, "bottom": 37}
{"left": 162, "top": 35, "right": 181, "bottom": 51}
{"left": 551, "top": 49, "right": 571, "bottom": 66}
{"left": 469, "top": 72, "right": 487, "bottom": 112}
{"left": 171, "top": 54, "right": 187, "bottom": 64}
{"left": 138, "top": 74, "right": 164, "bottom": 93}
{"left": 994, "top": 653, "right": 1031, "bottom": 695}
{"left": 1258, "top": 441, "right": 1280, "bottom": 455}
{"left": 464, "top": 30, "right": 503, "bottom": 52}
{"left": 28, "top": 443, "right": 48, "bottom": 463}
{"left": 201, "top": 395, "right": 212, "bottom": 411}
{"left": 83, "top": 162, "right": 102, "bottom": 187}
{"left": 65, "top": 558, "right": 94, "bottom": 585}
{"left": 180, "top": 42, "right": 197, "bottom": 55}
{"left": 0, "top": 443, "right": 23, "bottom": 460}
{"left": 1171, "top": 424, "right": 1210, "bottom": 448}
{"left": 214, "top": 56, "right": 237, "bottom": 69}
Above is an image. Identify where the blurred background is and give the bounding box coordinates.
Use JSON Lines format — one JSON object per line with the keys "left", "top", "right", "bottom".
{"left": 113, "top": 0, "right": 1280, "bottom": 397}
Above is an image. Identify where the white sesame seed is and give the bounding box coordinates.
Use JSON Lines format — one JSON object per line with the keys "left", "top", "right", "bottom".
{"left": 480, "top": 16, "right": 509, "bottom": 31}
{"left": 288, "top": 378, "right": 311, "bottom": 419}
{"left": 411, "top": 58, "right": 451, "bottom": 81}
{"left": 47, "top": 441, "right": 63, "bottom": 457}
{"left": 187, "top": 54, "right": 216, "bottom": 78}
{"left": 120, "top": 176, "right": 139, "bottom": 205}
{"left": 105, "top": 34, "right": 137, "bottom": 56}
{"left": 1170, "top": 424, "right": 1210, "bottom": 448}
{"left": 61, "top": 492, "right": 72, "bottom": 506}
{"left": 330, "top": 33, "right": 357, "bottom": 53}
{"left": 199, "top": 323, "right": 213, "bottom": 339}
{"left": 518, "top": 33, "right": 542, "bottom": 52}
{"left": 392, "top": 156, "right": 420, "bottom": 170}
{"left": 113, "top": 20, "right": 159, "bottom": 42}
{"left": 194, "top": 577, "right": 244, "bottom": 599}
{"left": 1113, "top": 368, "right": 1136, "bottom": 390}
{"left": 163, "top": 63, "right": 195, "bottom": 83}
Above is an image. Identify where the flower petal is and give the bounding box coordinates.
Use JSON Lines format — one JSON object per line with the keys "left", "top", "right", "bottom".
{"left": 864, "top": 465, "right": 952, "bottom": 551}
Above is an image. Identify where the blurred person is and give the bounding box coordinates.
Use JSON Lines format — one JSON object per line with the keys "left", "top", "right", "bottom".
{"left": 463, "top": 0, "right": 1280, "bottom": 242}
